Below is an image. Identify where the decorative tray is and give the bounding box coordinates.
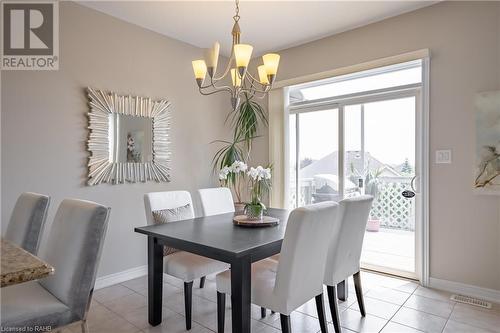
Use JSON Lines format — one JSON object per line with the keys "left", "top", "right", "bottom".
{"left": 233, "top": 215, "right": 280, "bottom": 227}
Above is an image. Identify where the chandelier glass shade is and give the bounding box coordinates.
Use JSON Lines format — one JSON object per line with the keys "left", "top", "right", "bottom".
{"left": 191, "top": 0, "right": 280, "bottom": 110}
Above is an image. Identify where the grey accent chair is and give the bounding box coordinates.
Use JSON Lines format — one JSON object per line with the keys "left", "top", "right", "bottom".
{"left": 1, "top": 199, "right": 111, "bottom": 332}
{"left": 4, "top": 192, "right": 50, "bottom": 254}
{"left": 323, "top": 195, "right": 374, "bottom": 333}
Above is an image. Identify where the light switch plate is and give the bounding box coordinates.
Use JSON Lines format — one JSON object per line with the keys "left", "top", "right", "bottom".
{"left": 436, "top": 150, "right": 452, "bottom": 164}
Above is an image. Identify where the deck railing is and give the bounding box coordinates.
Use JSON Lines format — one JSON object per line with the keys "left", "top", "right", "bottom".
{"left": 371, "top": 177, "right": 415, "bottom": 231}
{"left": 289, "top": 175, "right": 415, "bottom": 231}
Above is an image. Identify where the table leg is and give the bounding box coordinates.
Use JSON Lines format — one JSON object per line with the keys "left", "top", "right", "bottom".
{"left": 231, "top": 257, "right": 251, "bottom": 333}
{"left": 148, "top": 236, "right": 163, "bottom": 326}
{"left": 337, "top": 279, "right": 348, "bottom": 302}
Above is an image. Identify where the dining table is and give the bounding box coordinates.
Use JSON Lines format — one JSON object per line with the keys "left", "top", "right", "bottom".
{"left": 135, "top": 208, "right": 290, "bottom": 333}
{"left": 1, "top": 238, "right": 54, "bottom": 288}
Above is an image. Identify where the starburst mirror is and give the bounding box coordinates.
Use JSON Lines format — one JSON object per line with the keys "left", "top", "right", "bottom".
{"left": 86, "top": 88, "right": 171, "bottom": 185}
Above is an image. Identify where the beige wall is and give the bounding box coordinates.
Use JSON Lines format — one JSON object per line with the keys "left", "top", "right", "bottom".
{"left": 268, "top": 1, "right": 500, "bottom": 290}
{"left": 1, "top": 2, "right": 231, "bottom": 277}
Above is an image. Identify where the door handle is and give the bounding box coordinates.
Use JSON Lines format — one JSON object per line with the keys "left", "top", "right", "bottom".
{"left": 410, "top": 175, "right": 417, "bottom": 193}
{"left": 401, "top": 176, "right": 418, "bottom": 199}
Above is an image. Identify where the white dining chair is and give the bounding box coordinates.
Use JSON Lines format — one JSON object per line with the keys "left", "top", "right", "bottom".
{"left": 215, "top": 202, "right": 340, "bottom": 333}
{"left": 4, "top": 192, "right": 50, "bottom": 255}
{"left": 1, "top": 199, "right": 110, "bottom": 332}
{"left": 197, "top": 187, "right": 235, "bottom": 216}
{"left": 144, "top": 190, "right": 229, "bottom": 330}
{"left": 323, "top": 195, "right": 373, "bottom": 333}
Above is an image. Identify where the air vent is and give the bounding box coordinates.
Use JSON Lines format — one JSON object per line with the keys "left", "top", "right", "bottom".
{"left": 450, "top": 294, "right": 492, "bottom": 309}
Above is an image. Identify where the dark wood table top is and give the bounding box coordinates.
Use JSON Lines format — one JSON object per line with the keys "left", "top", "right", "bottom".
{"left": 135, "top": 208, "right": 290, "bottom": 260}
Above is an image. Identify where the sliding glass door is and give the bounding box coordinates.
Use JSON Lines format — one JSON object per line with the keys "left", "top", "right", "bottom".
{"left": 343, "top": 97, "right": 417, "bottom": 278}
{"left": 286, "top": 60, "right": 426, "bottom": 278}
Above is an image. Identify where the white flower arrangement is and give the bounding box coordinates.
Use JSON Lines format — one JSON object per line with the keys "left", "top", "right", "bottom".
{"left": 218, "top": 166, "right": 231, "bottom": 180}
{"left": 231, "top": 160, "right": 248, "bottom": 173}
{"left": 218, "top": 162, "right": 271, "bottom": 206}
{"left": 247, "top": 166, "right": 272, "bottom": 181}
{"left": 247, "top": 165, "right": 272, "bottom": 208}
{"left": 219, "top": 161, "right": 248, "bottom": 180}
{"left": 218, "top": 161, "right": 248, "bottom": 203}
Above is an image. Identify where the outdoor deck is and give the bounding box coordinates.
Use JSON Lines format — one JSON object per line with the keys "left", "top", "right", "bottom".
{"left": 361, "top": 227, "right": 415, "bottom": 273}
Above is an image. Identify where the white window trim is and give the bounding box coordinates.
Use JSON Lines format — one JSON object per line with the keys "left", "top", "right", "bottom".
{"left": 272, "top": 49, "right": 430, "bottom": 89}
{"left": 289, "top": 83, "right": 422, "bottom": 114}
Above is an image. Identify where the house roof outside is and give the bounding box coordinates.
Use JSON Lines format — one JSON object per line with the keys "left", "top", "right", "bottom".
{"left": 299, "top": 150, "right": 403, "bottom": 180}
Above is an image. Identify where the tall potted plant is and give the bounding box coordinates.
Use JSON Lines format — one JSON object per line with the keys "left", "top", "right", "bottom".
{"left": 213, "top": 93, "right": 268, "bottom": 206}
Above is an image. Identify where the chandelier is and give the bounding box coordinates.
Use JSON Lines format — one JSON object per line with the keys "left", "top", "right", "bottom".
{"left": 191, "top": 0, "right": 280, "bottom": 110}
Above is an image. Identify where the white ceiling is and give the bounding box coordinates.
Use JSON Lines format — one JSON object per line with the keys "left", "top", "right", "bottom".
{"left": 80, "top": 1, "right": 437, "bottom": 56}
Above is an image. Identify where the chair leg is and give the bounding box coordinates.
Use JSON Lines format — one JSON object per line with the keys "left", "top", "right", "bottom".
{"left": 337, "top": 279, "right": 348, "bottom": 301}
{"left": 184, "top": 281, "right": 193, "bottom": 330}
{"left": 261, "top": 307, "right": 267, "bottom": 318}
{"left": 200, "top": 276, "right": 206, "bottom": 288}
{"left": 353, "top": 271, "right": 366, "bottom": 317}
{"left": 315, "top": 293, "right": 329, "bottom": 333}
{"left": 217, "top": 291, "right": 226, "bottom": 333}
{"left": 80, "top": 320, "right": 88, "bottom": 333}
{"left": 327, "top": 285, "right": 342, "bottom": 333}
{"left": 280, "top": 314, "right": 291, "bottom": 333}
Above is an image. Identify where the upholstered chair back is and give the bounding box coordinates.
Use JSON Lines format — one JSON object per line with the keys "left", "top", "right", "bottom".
{"left": 144, "top": 191, "right": 195, "bottom": 225}
{"left": 197, "top": 187, "right": 234, "bottom": 216}
{"left": 38, "top": 199, "right": 110, "bottom": 320}
{"left": 5, "top": 192, "right": 50, "bottom": 254}
{"left": 324, "top": 195, "right": 373, "bottom": 286}
{"left": 274, "top": 202, "right": 339, "bottom": 314}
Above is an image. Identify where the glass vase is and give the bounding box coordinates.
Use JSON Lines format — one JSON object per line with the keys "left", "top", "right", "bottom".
{"left": 245, "top": 203, "right": 263, "bottom": 220}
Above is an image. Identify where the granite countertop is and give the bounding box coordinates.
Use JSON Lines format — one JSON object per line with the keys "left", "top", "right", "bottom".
{"left": 1, "top": 238, "right": 54, "bottom": 288}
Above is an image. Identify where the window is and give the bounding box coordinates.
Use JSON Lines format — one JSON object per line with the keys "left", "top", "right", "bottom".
{"left": 286, "top": 60, "right": 422, "bottom": 209}
{"left": 289, "top": 60, "right": 422, "bottom": 104}
{"left": 293, "top": 109, "right": 340, "bottom": 208}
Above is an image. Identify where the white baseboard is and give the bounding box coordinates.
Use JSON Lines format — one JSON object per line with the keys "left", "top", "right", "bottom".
{"left": 429, "top": 277, "right": 500, "bottom": 304}
{"left": 95, "top": 265, "right": 148, "bottom": 290}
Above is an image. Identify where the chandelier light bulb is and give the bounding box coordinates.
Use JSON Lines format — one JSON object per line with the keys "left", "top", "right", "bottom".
{"left": 231, "top": 68, "right": 242, "bottom": 87}
{"left": 234, "top": 44, "right": 253, "bottom": 69}
{"left": 192, "top": 60, "right": 207, "bottom": 87}
{"left": 263, "top": 53, "right": 280, "bottom": 75}
{"left": 204, "top": 42, "right": 220, "bottom": 77}
{"left": 258, "top": 65, "right": 269, "bottom": 84}
{"left": 263, "top": 53, "right": 280, "bottom": 84}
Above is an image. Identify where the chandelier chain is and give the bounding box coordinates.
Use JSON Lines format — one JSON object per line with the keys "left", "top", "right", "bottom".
{"left": 233, "top": 0, "right": 240, "bottom": 22}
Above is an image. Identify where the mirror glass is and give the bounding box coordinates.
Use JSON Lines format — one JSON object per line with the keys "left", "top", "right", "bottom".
{"left": 109, "top": 114, "right": 153, "bottom": 163}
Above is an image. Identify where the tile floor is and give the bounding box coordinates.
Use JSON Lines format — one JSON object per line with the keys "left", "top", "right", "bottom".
{"left": 61, "top": 271, "right": 500, "bottom": 333}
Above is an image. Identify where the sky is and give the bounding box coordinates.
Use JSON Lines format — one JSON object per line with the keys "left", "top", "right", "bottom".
{"left": 291, "top": 65, "right": 420, "bottom": 168}
{"left": 295, "top": 96, "right": 416, "bottom": 167}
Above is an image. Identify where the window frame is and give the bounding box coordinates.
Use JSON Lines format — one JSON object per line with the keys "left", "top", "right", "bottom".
{"left": 286, "top": 61, "right": 423, "bottom": 209}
